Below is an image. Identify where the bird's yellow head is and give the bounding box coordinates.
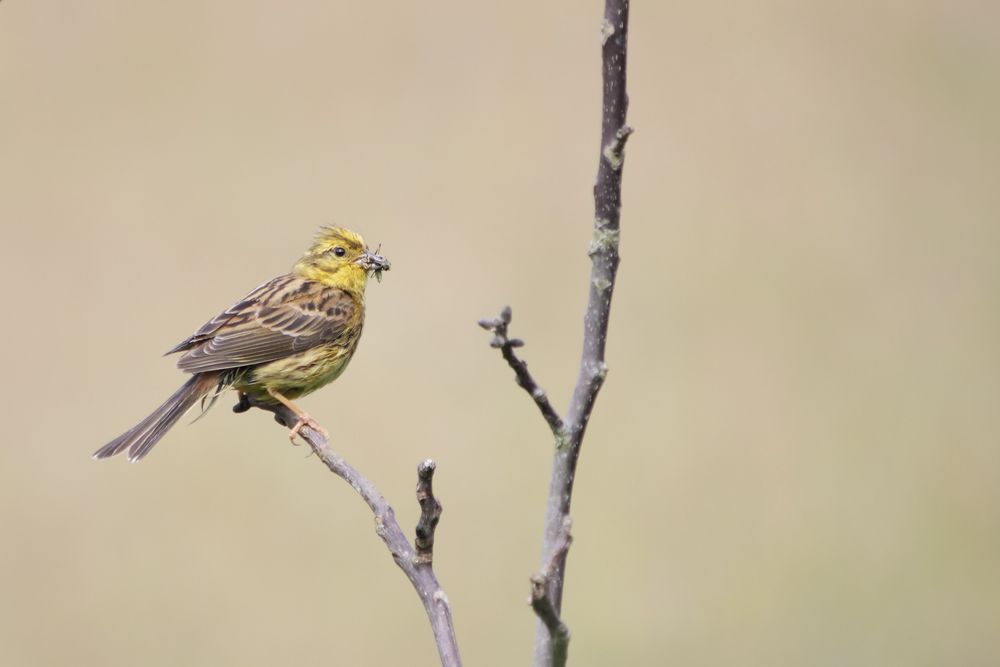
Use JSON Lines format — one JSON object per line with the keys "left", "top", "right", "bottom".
{"left": 293, "top": 226, "right": 390, "bottom": 294}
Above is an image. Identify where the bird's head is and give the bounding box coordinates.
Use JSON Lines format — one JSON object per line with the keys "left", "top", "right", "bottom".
{"left": 294, "top": 226, "right": 391, "bottom": 293}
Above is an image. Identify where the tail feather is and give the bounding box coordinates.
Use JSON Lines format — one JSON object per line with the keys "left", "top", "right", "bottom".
{"left": 94, "top": 373, "right": 218, "bottom": 462}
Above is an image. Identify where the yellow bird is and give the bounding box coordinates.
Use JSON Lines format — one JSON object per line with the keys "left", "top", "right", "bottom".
{"left": 95, "top": 226, "right": 390, "bottom": 462}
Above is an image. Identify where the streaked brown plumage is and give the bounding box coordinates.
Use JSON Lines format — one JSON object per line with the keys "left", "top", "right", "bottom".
{"left": 95, "top": 226, "right": 389, "bottom": 462}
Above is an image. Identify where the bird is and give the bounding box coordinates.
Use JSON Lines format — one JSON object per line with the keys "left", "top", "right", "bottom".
{"left": 94, "top": 226, "right": 390, "bottom": 462}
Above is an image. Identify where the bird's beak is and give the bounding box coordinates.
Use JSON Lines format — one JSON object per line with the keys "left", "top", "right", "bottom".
{"left": 355, "top": 250, "right": 391, "bottom": 279}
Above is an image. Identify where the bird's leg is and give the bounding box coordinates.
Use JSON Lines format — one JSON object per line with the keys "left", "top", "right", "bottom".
{"left": 266, "top": 388, "right": 329, "bottom": 443}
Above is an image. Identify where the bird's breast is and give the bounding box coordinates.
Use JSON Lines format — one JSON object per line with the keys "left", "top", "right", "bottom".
{"left": 237, "top": 342, "right": 357, "bottom": 400}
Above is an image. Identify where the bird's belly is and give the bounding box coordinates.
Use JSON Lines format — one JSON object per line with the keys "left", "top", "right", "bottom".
{"left": 238, "top": 344, "right": 355, "bottom": 400}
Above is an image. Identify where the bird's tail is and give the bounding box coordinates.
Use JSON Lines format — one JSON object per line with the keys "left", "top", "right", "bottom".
{"left": 94, "top": 373, "right": 219, "bottom": 462}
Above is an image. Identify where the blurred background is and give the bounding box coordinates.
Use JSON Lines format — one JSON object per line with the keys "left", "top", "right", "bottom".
{"left": 2, "top": 1, "right": 998, "bottom": 665}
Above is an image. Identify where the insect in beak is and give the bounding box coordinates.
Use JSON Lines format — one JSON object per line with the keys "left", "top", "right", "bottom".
{"left": 355, "top": 245, "right": 391, "bottom": 281}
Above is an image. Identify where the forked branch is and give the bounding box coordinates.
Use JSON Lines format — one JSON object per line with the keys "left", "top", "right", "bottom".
{"left": 249, "top": 399, "right": 462, "bottom": 667}
{"left": 480, "top": 0, "right": 632, "bottom": 665}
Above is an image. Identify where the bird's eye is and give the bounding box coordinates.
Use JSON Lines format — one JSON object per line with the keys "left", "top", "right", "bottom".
{"left": 333, "top": 247, "right": 346, "bottom": 257}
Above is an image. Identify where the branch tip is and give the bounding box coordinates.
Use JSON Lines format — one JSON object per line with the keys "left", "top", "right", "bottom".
{"left": 415, "top": 458, "right": 443, "bottom": 561}
{"left": 418, "top": 458, "right": 437, "bottom": 478}
{"left": 479, "top": 306, "right": 565, "bottom": 438}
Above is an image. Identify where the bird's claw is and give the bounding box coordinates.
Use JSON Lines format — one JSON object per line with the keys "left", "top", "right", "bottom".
{"left": 287, "top": 414, "right": 328, "bottom": 445}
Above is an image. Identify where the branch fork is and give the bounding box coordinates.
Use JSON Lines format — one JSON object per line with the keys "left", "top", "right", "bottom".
{"left": 480, "top": 1, "right": 631, "bottom": 665}
{"left": 246, "top": 397, "right": 461, "bottom": 667}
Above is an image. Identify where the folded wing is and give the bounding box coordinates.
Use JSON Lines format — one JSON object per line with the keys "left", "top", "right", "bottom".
{"left": 167, "top": 274, "right": 357, "bottom": 373}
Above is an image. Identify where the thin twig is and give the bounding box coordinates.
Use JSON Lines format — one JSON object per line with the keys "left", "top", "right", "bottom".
{"left": 250, "top": 400, "right": 462, "bottom": 667}
{"left": 478, "top": 306, "right": 566, "bottom": 439}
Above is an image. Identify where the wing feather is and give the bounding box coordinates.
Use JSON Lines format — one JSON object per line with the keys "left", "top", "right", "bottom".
{"left": 168, "top": 275, "right": 357, "bottom": 373}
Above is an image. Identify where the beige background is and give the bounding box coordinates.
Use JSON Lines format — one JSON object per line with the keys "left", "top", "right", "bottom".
{"left": 2, "top": 1, "right": 998, "bottom": 665}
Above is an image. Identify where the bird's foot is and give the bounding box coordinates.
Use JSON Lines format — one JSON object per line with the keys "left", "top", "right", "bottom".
{"left": 287, "top": 413, "right": 329, "bottom": 445}
{"left": 264, "top": 387, "right": 329, "bottom": 444}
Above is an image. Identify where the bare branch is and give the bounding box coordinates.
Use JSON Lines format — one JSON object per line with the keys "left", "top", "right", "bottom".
{"left": 246, "top": 398, "right": 463, "bottom": 667}
{"left": 529, "top": 516, "right": 573, "bottom": 667}
{"left": 415, "top": 459, "right": 443, "bottom": 561}
{"left": 480, "top": 1, "right": 632, "bottom": 665}
{"left": 478, "top": 306, "right": 566, "bottom": 439}
{"left": 530, "top": 575, "right": 570, "bottom": 667}
{"left": 543, "top": 516, "right": 574, "bottom": 576}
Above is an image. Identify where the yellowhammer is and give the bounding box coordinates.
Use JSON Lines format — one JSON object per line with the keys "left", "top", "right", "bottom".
{"left": 95, "top": 226, "right": 390, "bottom": 462}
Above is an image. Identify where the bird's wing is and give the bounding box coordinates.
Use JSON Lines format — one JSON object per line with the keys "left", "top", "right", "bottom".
{"left": 167, "top": 274, "right": 358, "bottom": 373}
